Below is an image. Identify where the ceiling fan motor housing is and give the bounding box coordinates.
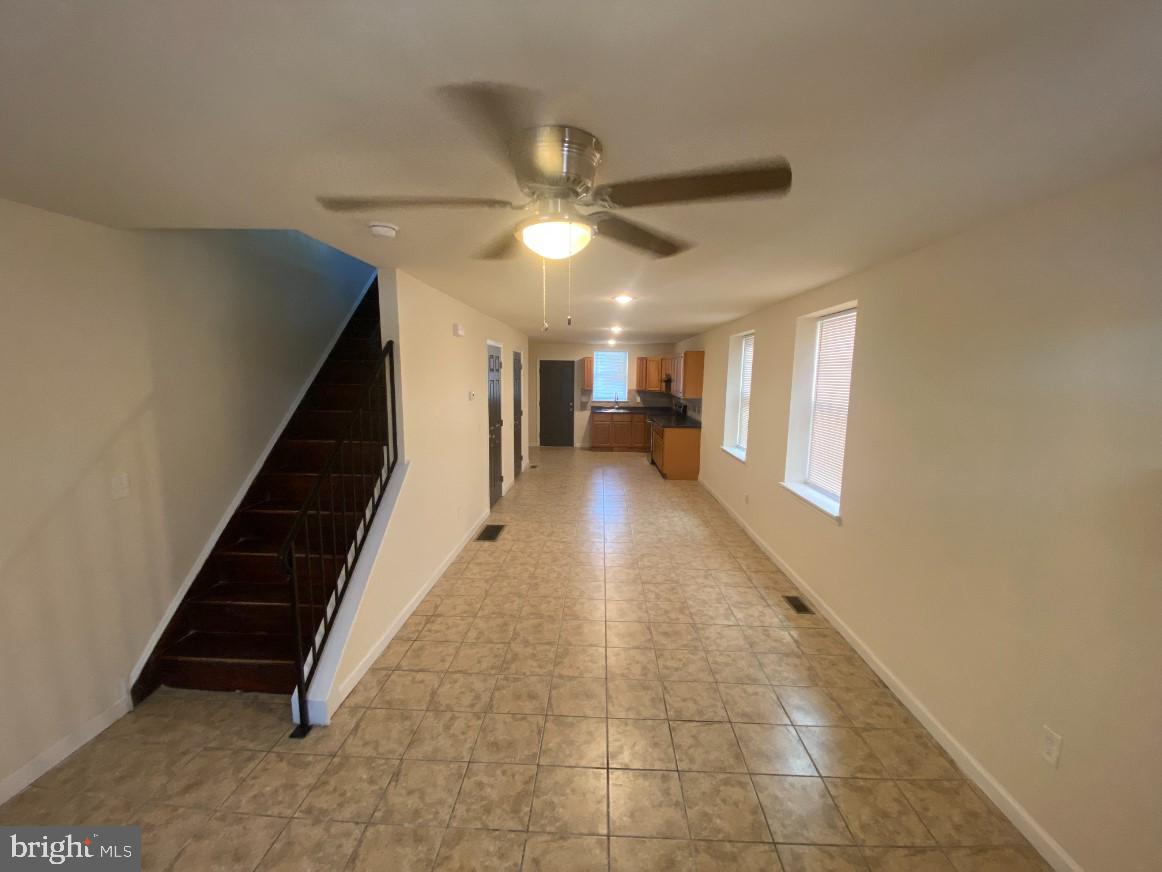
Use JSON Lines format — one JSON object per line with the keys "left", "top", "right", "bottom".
{"left": 510, "top": 126, "right": 603, "bottom": 200}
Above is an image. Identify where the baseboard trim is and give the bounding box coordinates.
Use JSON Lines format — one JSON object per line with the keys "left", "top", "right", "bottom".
{"left": 129, "top": 271, "right": 379, "bottom": 689}
{"left": 0, "top": 694, "right": 131, "bottom": 805}
{"left": 699, "top": 477, "right": 1082, "bottom": 872}
{"left": 328, "top": 504, "right": 492, "bottom": 712}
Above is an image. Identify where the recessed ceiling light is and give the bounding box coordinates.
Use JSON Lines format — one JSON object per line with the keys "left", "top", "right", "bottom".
{"left": 613, "top": 294, "right": 634, "bottom": 305}
{"left": 607, "top": 339, "right": 617, "bottom": 345}
{"left": 610, "top": 326, "right": 623, "bottom": 334}
{"left": 368, "top": 223, "right": 398, "bottom": 238}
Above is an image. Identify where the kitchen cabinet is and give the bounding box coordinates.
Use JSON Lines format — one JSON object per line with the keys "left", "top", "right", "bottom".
{"left": 582, "top": 356, "right": 594, "bottom": 391}
{"left": 650, "top": 422, "right": 701, "bottom": 480}
{"left": 590, "top": 411, "right": 649, "bottom": 451}
{"left": 634, "top": 352, "right": 703, "bottom": 397}
{"left": 612, "top": 417, "right": 633, "bottom": 448}
{"left": 635, "top": 356, "right": 664, "bottom": 392}
{"left": 678, "top": 350, "right": 705, "bottom": 399}
{"left": 631, "top": 416, "right": 649, "bottom": 449}
{"left": 591, "top": 414, "right": 611, "bottom": 447}
{"left": 645, "top": 357, "right": 662, "bottom": 391}
{"left": 660, "top": 356, "right": 675, "bottom": 390}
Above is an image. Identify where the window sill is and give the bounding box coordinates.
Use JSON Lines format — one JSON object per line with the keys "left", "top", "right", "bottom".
{"left": 780, "top": 481, "right": 842, "bottom": 524}
{"left": 721, "top": 445, "right": 747, "bottom": 463}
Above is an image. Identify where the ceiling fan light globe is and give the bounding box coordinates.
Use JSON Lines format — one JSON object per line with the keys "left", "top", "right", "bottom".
{"left": 520, "top": 219, "right": 592, "bottom": 259}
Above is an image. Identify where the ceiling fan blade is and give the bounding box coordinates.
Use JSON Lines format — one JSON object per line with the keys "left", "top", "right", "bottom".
{"left": 474, "top": 226, "right": 522, "bottom": 260}
{"left": 594, "top": 158, "right": 791, "bottom": 208}
{"left": 435, "top": 82, "right": 545, "bottom": 168}
{"left": 590, "top": 212, "right": 691, "bottom": 258}
{"left": 317, "top": 195, "right": 516, "bottom": 212}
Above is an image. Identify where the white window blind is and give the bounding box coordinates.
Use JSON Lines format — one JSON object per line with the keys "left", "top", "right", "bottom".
{"left": 737, "top": 333, "right": 755, "bottom": 450}
{"left": 806, "top": 309, "right": 857, "bottom": 499}
{"left": 592, "top": 350, "right": 628, "bottom": 401}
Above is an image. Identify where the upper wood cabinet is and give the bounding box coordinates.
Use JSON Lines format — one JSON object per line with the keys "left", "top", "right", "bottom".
{"left": 645, "top": 357, "right": 662, "bottom": 391}
{"left": 582, "top": 356, "right": 594, "bottom": 391}
{"left": 672, "top": 354, "right": 685, "bottom": 397}
{"left": 633, "top": 351, "right": 703, "bottom": 397}
{"left": 659, "top": 356, "right": 674, "bottom": 389}
{"left": 678, "top": 350, "right": 705, "bottom": 399}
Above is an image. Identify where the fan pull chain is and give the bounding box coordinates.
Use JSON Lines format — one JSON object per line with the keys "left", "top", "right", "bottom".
{"left": 567, "top": 255, "right": 573, "bottom": 326}
{"left": 541, "top": 257, "right": 549, "bottom": 332}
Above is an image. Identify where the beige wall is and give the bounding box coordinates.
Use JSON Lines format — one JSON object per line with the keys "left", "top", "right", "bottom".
{"left": 0, "top": 199, "right": 374, "bottom": 798}
{"left": 333, "top": 270, "right": 529, "bottom": 693}
{"left": 681, "top": 159, "right": 1162, "bottom": 871}
{"left": 528, "top": 341, "right": 677, "bottom": 447}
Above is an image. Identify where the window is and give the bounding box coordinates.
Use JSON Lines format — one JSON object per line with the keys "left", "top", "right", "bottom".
{"left": 722, "top": 331, "right": 754, "bottom": 461}
{"left": 784, "top": 305, "right": 857, "bottom": 519}
{"left": 592, "top": 350, "right": 628, "bottom": 401}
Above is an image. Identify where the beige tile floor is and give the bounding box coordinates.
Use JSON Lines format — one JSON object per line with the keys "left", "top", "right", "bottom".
{"left": 1, "top": 448, "right": 1052, "bottom": 871}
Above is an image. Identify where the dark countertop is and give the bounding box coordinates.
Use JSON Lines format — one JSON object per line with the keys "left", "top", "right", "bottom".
{"left": 646, "top": 413, "right": 702, "bottom": 430}
{"left": 589, "top": 406, "right": 701, "bottom": 429}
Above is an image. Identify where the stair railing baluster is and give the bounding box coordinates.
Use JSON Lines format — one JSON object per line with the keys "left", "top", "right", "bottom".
{"left": 279, "top": 339, "right": 397, "bottom": 738}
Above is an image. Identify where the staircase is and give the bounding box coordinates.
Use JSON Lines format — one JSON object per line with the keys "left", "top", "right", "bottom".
{"left": 133, "top": 280, "right": 397, "bottom": 717}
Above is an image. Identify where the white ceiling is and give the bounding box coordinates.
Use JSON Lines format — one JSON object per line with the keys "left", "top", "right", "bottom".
{"left": 2, "top": 1, "right": 1161, "bottom": 342}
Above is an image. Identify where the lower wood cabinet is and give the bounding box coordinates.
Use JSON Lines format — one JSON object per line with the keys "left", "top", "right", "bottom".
{"left": 651, "top": 423, "right": 700, "bottom": 480}
{"left": 590, "top": 411, "right": 649, "bottom": 451}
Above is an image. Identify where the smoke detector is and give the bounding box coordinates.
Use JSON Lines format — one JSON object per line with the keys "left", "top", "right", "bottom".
{"left": 368, "top": 222, "right": 398, "bottom": 239}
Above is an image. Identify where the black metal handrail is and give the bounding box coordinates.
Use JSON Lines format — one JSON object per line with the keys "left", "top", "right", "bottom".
{"left": 281, "top": 339, "right": 398, "bottom": 736}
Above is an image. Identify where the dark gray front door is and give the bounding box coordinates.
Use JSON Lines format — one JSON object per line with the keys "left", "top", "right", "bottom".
{"left": 539, "top": 360, "right": 574, "bottom": 447}
{"left": 513, "top": 351, "right": 523, "bottom": 478}
{"left": 488, "top": 345, "right": 503, "bottom": 506}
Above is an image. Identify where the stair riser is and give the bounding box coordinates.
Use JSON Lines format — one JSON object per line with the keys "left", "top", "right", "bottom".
{"left": 303, "top": 383, "right": 364, "bottom": 410}
{"left": 285, "top": 410, "right": 355, "bottom": 440}
{"left": 244, "top": 472, "right": 379, "bottom": 512}
{"left": 318, "top": 359, "right": 380, "bottom": 385}
{"left": 331, "top": 336, "right": 382, "bottom": 361}
{"left": 159, "top": 660, "right": 298, "bottom": 695}
{"left": 187, "top": 601, "right": 292, "bottom": 635}
{"left": 187, "top": 601, "right": 333, "bottom": 638}
{"left": 265, "top": 441, "right": 387, "bottom": 476}
{"left": 342, "top": 316, "right": 381, "bottom": 343}
{"left": 211, "top": 552, "right": 350, "bottom": 585}
{"left": 220, "top": 510, "right": 365, "bottom": 555}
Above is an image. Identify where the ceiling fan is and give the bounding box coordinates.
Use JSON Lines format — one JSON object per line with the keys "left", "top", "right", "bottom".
{"left": 318, "top": 83, "right": 792, "bottom": 260}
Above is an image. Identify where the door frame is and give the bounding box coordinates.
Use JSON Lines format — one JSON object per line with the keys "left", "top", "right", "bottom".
{"left": 513, "top": 350, "right": 523, "bottom": 478}
{"left": 486, "top": 340, "right": 504, "bottom": 505}
{"left": 538, "top": 358, "right": 576, "bottom": 447}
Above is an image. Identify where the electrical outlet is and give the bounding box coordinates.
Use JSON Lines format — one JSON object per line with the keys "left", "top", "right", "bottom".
{"left": 1041, "top": 725, "right": 1063, "bottom": 768}
{"left": 744, "top": 493, "right": 750, "bottom": 504}
{"left": 110, "top": 471, "right": 130, "bottom": 501}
